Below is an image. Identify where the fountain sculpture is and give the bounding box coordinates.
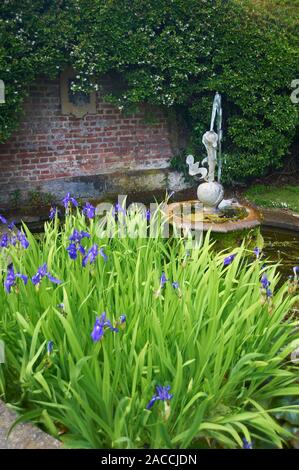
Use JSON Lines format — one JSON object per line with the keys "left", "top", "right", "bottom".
{"left": 168, "top": 92, "right": 261, "bottom": 237}
{"left": 186, "top": 92, "right": 224, "bottom": 211}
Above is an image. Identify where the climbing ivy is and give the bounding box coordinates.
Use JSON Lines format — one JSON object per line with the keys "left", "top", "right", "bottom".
{"left": 0, "top": 0, "right": 298, "bottom": 181}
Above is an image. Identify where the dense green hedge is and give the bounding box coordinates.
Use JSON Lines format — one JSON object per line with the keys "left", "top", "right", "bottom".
{"left": 0, "top": 0, "right": 298, "bottom": 182}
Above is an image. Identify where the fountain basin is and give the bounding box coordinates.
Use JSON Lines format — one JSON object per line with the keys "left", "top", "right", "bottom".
{"left": 167, "top": 200, "right": 261, "bottom": 234}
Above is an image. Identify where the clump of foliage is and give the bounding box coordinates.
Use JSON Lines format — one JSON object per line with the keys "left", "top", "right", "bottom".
{"left": 27, "top": 190, "right": 54, "bottom": 207}
{"left": 0, "top": 0, "right": 298, "bottom": 182}
{"left": 0, "top": 200, "right": 299, "bottom": 448}
{"left": 246, "top": 0, "right": 299, "bottom": 44}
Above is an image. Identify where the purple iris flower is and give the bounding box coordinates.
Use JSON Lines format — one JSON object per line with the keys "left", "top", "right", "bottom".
{"left": 116, "top": 314, "right": 127, "bottom": 328}
{"left": 4, "top": 268, "right": 15, "bottom": 294}
{"left": 104, "top": 319, "right": 119, "bottom": 332}
{"left": 49, "top": 207, "right": 59, "bottom": 220}
{"left": 146, "top": 385, "right": 173, "bottom": 410}
{"left": 7, "top": 221, "right": 15, "bottom": 230}
{"left": 62, "top": 192, "right": 78, "bottom": 209}
{"left": 47, "top": 340, "right": 54, "bottom": 355}
{"left": 91, "top": 315, "right": 105, "bottom": 342}
{"left": 31, "top": 273, "right": 40, "bottom": 285}
{"left": 172, "top": 281, "right": 179, "bottom": 289}
{"left": 253, "top": 247, "right": 261, "bottom": 259}
{"left": 17, "top": 231, "right": 29, "bottom": 249}
{"left": 67, "top": 230, "right": 90, "bottom": 259}
{"left": 293, "top": 266, "right": 299, "bottom": 278}
{"left": 69, "top": 229, "right": 80, "bottom": 243}
{"left": 224, "top": 254, "right": 236, "bottom": 266}
{"left": 46, "top": 273, "right": 62, "bottom": 284}
{"left": 10, "top": 234, "right": 17, "bottom": 246}
{"left": 91, "top": 312, "right": 119, "bottom": 342}
{"left": 4, "top": 264, "right": 28, "bottom": 294}
{"left": 0, "top": 214, "right": 7, "bottom": 224}
{"left": 80, "top": 231, "right": 90, "bottom": 239}
{"left": 160, "top": 272, "right": 168, "bottom": 288}
{"left": 242, "top": 438, "right": 253, "bottom": 449}
{"left": 78, "top": 244, "right": 86, "bottom": 255}
{"left": 266, "top": 287, "right": 273, "bottom": 298}
{"left": 112, "top": 203, "right": 126, "bottom": 217}
{"left": 68, "top": 232, "right": 89, "bottom": 259}
{"left": 261, "top": 273, "right": 270, "bottom": 289}
{"left": 38, "top": 263, "right": 48, "bottom": 276}
{"left": 69, "top": 229, "right": 90, "bottom": 243}
{"left": 99, "top": 248, "right": 108, "bottom": 262}
{"left": 0, "top": 233, "right": 9, "bottom": 248}
{"left": 10, "top": 232, "right": 17, "bottom": 245}
{"left": 83, "top": 202, "right": 96, "bottom": 219}
{"left": 16, "top": 270, "right": 27, "bottom": 281}
{"left": 145, "top": 208, "right": 151, "bottom": 221}
{"left": 82, "top": 244, "right": 98, "bottom": 267}
{"left": 31, "top": 263, "right": 62, "bottom": 286}
{"left": 67, "top": 243, "right": 78, "bottom": 260}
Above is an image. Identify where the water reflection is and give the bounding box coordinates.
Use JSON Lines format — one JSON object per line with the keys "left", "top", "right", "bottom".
{"left": 262, "top": 227, "right": 299, "bottom": 279}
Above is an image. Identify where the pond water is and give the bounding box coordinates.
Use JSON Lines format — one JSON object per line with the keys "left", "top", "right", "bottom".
{"left": 121, "top": 190, "right": 299, "bottom": 275}
{"left": 262, "top": 227, "right": 299, "bottom": 279}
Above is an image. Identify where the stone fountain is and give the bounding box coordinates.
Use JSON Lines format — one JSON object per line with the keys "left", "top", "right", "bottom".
{"left": 168, "top": 93, "right": 261, "bottom": 241}
{"left": 186, "top": 92, "right": 224, "bottom": 211}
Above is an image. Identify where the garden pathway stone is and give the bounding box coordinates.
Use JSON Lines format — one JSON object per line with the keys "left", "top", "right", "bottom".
{"left": 0, "top": 401, "right": 61, "bottom": 449}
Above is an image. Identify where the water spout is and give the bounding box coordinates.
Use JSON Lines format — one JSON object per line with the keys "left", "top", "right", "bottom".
{"left": 210, "top": 92, "right": 222, "bottom": 182}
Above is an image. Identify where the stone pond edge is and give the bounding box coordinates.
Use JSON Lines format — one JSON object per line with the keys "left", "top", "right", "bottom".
{"left": 0, "top": 400, "right": 61, "bottom": 449}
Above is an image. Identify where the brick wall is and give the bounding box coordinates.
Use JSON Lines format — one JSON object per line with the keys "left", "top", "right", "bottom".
{"left": 0, "top": 77, "right": 175, "bottom": 204}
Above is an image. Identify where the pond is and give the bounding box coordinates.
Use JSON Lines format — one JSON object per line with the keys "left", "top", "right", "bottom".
{"left": 262, "top": 227, "right": 299, "bottom": 279}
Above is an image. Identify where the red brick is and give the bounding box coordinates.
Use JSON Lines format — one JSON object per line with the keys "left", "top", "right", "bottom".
{"left": 0, "top": 77, "right": 173, "bottom": 191}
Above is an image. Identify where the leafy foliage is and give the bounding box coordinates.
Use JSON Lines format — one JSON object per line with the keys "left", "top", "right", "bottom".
{"left": 0, "top": 0, "right": 298, "bottom": 181}
{"left": 246, "top": 0, "right": 299, "bottom": 43}
{"left": 0, "top": 203, "right": 299, "bottom": 448}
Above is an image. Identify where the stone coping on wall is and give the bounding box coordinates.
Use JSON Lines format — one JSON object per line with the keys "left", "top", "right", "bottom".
{"left": 0, "top": 401, "right": 61, "bottom": 449}
{"left": 261, "top": 208, "right": 299, "bottom": 232}
{"left": 0, "top": 168, "right": 192, "bottom": 209}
